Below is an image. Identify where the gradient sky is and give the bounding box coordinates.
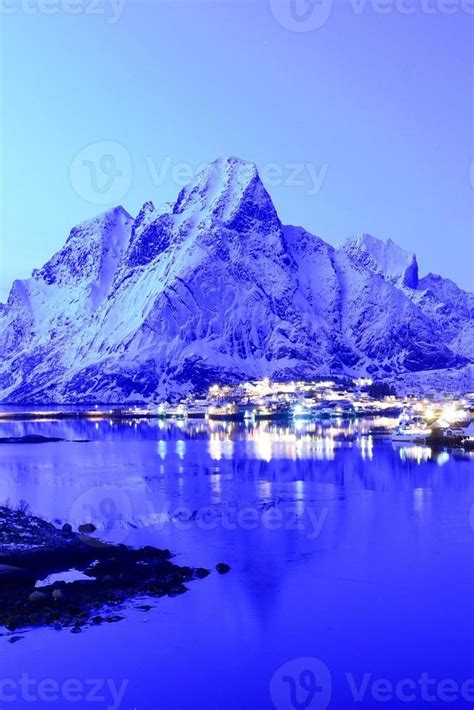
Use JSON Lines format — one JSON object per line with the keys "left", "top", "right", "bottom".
{"left": 1, "top": 0, "right": 473, "bottom": 300}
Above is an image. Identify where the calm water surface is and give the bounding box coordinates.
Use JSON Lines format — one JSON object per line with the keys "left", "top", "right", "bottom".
{"left": 1, "top": 418, "right": 473, "bottom": 710}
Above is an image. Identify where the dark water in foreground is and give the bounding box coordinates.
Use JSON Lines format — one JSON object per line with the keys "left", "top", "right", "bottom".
{"left": 1, "top": 417, "right": 473, "bottom": 710}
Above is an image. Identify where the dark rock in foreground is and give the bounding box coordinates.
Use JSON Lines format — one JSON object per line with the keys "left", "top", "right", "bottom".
{"left": 216, "top": 563, "right": 231, "bottom": 574}
{"left": 0, "top": 435, "right": 64, "bottom": 445}
{"left": 78, "top": 522, "right": 97, "bottom": 534}
{"left": 0, "top": 506, "right": 217, "bottom": 636}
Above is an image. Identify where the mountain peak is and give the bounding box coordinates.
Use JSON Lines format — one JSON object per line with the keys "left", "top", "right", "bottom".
{"left": 172, "top": 156, "right": 280, "bottom": 234}
{"left": 343, "top": 233, "right": 419, "bottom": 289}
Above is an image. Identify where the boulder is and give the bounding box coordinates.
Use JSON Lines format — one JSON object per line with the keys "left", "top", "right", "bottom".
{"left": 78, "top": 523, "right": 97, "bottom": 534}
{"left": 216, "top": 563, "right": 231, "bottom": 574}
{"left": 28, "top": 590, "right": 49, "bottom": 603}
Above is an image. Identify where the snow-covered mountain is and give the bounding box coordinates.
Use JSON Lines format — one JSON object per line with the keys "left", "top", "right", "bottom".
{"left": 0, "top": 157, "right": 472, "bottom": 402}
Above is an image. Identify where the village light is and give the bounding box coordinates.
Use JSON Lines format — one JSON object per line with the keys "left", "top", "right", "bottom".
{"left": 441, "top": 404, "right": 465, "bottom": 424}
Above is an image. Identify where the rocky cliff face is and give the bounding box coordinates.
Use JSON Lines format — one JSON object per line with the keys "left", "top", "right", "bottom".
{"left": 0, "top": 157, "right": 472, "bottom": 402}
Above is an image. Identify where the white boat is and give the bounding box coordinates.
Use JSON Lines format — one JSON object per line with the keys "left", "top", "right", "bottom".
{"left": 391, "top": 425, "right": 429, "bottom": 443}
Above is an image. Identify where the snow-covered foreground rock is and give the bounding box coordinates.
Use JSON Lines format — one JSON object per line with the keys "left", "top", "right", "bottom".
{"left": 0, "top": 157, "right": 472, "bottom": 402}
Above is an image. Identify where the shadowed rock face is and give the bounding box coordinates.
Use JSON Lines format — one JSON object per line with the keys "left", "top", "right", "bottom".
{"left": 0, "top": 157, "right": 472, "bottom": 403}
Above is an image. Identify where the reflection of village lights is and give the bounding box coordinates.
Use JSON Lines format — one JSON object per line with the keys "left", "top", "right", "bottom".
{"left": 437, "top": 452, "right": 450, "bottom": 466}
{"left": 295, "top": 479, "right": 305, "bottom": 516}
{"left": 158, "top": 441, "right": 167, "bottom": 460}
{"left": 209, "top": 469, "right": 222, "bottom": 499}
{"left": 222, "top": 439, "right": 234, "bottom": 458}
{"left": 398, "top": 445, "right": 432, "bottom": 463}
{"left": 175, "top": 470, "right": 184, "bottom": 495}
{"left": 294, "top": 419, "right": 305, "bottom": 432}
{"left": 413, "top": 487, "right": 428, "bottom": 515}
{"left": 254, "top": 432, "right": 273, "bottom": 462}
{"left": 176, "top": 440, "right": 186, "bottom": 459}
{"left": 360, "top": 435, "right": 373, "bottom": 461}
{"left": 209, "top": 435, "right": 222, "bottom": 461}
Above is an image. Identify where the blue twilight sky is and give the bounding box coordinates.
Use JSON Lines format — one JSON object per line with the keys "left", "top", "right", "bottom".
{"left": 1, "top": 0, "right": 473, "bottom": 300}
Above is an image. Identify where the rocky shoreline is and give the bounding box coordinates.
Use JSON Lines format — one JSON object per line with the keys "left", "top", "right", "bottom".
{"left": 0, "top": 506, "right": 229, "bottom": 639}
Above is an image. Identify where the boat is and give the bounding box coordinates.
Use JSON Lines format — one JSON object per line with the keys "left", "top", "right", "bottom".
{"left": 391, "top": 425, "right": 429, "bottom": 443}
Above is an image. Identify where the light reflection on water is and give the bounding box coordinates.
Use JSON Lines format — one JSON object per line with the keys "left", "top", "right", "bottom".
{"left": 1, "top": 417, "right": 473, "bottom": 710}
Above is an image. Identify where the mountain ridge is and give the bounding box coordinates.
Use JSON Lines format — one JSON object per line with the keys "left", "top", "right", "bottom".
{"left": 0, "top": 157, "right": 472, "bottom": 402}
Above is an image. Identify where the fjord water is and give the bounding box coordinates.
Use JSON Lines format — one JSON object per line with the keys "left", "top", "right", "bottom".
{"left": 1, "top": 417, "right": 473, "bottom": 710}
